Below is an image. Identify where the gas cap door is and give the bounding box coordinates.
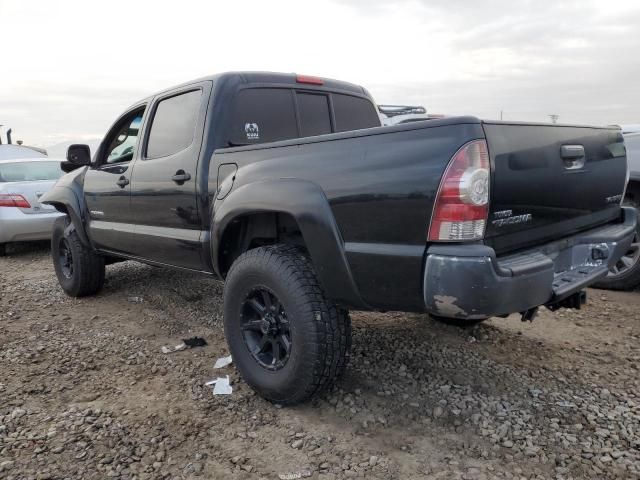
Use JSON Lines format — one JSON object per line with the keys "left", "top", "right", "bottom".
{"left": 217, "top": 163, "right": 238, "bottom": 200}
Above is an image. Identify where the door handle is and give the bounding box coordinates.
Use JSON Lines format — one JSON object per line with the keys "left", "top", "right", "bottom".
{"left": 171, "top": 170, "right": 191, "bottom": 184}
{"left": 560, "top": 145, "right": 585, "bottom": 159}
{"left": 116, "top": 176, "right": 129, "bottom": 188}
{"left": 560, "top": 145, "right": 585, "bottom": 170}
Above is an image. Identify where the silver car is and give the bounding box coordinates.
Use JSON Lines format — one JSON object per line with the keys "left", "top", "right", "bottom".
{"left": 0, "top": 158, "right": 64, "bottom": 256}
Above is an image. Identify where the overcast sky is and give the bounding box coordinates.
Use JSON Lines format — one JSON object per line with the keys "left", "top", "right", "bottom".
{"left": 1, "top": 0, "right": 639, "bottom": 148}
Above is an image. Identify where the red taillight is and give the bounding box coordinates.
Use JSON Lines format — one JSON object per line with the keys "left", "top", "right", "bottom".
{"left": 0, "top": 194, "right": 31, "bottom": 208}
{"left": 296, "top": 74, "right": 324, "bottom": 85}
{"left": 428, "top": 140, "right": 490, "bottom": 241}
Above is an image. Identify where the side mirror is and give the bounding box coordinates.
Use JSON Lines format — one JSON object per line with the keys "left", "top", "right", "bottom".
{"left": 62, "top": 144, "right": 92, "bottom": 172}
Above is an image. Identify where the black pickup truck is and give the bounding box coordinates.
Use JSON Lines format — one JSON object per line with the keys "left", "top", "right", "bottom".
{"left": 42, "top": 72, "right": 636, "bottom": 404}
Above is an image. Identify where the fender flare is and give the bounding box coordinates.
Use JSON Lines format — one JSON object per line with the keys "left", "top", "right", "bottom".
{"left": 40, "top": 166, "right": 92, "bottom": 248}
{"left": 211, "top": 178, "right": 367, "bottom": 309}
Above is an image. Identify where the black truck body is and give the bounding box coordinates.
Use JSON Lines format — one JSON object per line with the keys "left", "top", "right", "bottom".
{"left": 42, "top": 72, "right": 636, "bottom": 403}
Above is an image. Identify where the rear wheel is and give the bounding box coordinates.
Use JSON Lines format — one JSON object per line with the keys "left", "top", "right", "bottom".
{"left": 593, "top": 202, "right": 640, "bottom": 291}
{"left": 51, "top": 216, "right": 105, "bottom": 297}
{"left": 223, "top": 244, "right": 351, "bottom": 405}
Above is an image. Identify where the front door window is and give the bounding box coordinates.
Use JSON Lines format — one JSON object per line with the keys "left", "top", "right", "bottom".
{"left": 104, "top": 110, "right": 144, "bottom": 164}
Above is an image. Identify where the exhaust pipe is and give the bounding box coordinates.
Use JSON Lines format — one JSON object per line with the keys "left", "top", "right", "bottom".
{"left": 6, "top": 128, "right": 12, "bottom": 144}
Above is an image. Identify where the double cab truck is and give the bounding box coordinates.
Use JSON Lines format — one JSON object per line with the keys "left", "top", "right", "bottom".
{"left": 42, "top": 72, "right": 637, "bottom": 404}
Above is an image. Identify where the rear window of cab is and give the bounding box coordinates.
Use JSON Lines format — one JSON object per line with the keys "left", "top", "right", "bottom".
{"left": 229, "top": 87, "right": 379, "bottom": 146}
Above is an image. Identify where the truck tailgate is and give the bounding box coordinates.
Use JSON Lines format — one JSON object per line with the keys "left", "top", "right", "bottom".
{"left": 482, "top": 122, "right": 627, "bottom": 255}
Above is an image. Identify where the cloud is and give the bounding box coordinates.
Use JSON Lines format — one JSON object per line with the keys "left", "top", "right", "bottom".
{"left": 348, "top": 0, "right": 640, "bottom": 124}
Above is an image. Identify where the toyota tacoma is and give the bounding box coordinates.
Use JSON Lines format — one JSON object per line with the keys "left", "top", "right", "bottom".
{"left": 42, "top": 72, "right": 636, "bottom": 404}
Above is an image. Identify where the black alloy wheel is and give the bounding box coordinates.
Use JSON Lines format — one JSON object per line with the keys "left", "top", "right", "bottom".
{"left": 58, "top": 237, "right": 74, "bottom": 279}
{"left": 240, "top": 287, "right": 292, "bottom": 370}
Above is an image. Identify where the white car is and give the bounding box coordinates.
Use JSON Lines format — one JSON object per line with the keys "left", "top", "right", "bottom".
{"left": 0, "top": 158, "right": 65, "bottom": 256}
{"left": 0, "top": 143, "right": 48, "bottom": 160}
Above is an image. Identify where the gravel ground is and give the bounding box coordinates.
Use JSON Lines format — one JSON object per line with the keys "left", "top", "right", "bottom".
{"left": 2, "top": 242, "right": 640, "bottom": 480}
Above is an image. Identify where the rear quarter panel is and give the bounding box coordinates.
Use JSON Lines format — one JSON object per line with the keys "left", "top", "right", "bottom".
{"left": 213, "top": 120, "right": 484, "bottom": 310}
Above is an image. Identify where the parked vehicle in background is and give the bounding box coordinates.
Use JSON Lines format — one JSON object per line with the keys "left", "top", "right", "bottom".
{"left": 42, "top": 72, "right": 635, "bottom": 404}
{"left": 0, "top": 159, "right": 64, "bottom": 256}
{"left": 0, "top": 144, "right": 47, "bottom": 160}
{"left": 593, "top": 125, "right": 640, "bottom": 290}
{"left": 378, "top": 104, "right": 446, "bottom": 126}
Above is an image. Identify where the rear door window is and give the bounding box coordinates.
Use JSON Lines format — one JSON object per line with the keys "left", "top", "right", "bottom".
{"left": 230, "top": 88, "right": 297, "bottom": 145}
{"left": 146, "top": 90, "right": 202, "bottom": 159}
{"left": 332, "top": 94, "right": 380, "bottom": 132}
{"left": 296, "top": 92, "right": 331, "bottom": 137}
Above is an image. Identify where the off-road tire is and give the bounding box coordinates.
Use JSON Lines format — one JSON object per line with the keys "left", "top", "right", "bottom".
{"left": 223, "top": 244, "right": 351, "bottom": 405}
{"left": 593, "top": 203, "right": 640, "bottom": 291}
{"left": 0, "top": 243, "right": 6, "bottom": 257}
{"left": 51, "top": 216, "right": 105, "bottom": 297}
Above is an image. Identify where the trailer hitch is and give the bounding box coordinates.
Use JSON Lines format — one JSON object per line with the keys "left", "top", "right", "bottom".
{"left": 520, "top": 290, "right": 587, "bottom": 321}
{"left": 545, "top": 290, "right": 587, "bottom": 312}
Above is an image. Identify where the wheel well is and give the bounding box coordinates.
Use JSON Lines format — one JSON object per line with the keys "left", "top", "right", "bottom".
{"left": 218, "top": 212, "right": 305, "bottom": 277}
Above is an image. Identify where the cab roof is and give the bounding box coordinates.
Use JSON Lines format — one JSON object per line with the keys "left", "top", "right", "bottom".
{"left": 148, "top": 71, "right": 369, "bottom": 101}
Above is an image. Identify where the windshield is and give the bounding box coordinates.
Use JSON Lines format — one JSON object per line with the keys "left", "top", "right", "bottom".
{"left": 0, "top": 161, "right": 63, "bottom": 182}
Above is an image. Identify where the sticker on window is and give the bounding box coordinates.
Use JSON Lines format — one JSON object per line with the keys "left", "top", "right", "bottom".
{"left": 245, "top": 123, "right": 259, "bottom": 140}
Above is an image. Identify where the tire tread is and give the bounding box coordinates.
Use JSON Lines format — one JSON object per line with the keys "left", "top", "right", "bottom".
{"left": 52, "top": 217, "right": 105, "bottom": 297}
{"left": 225, "top": 244, "right": 351, "bottom": 404}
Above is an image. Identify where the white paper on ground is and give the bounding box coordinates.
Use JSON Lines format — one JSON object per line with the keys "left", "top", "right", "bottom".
{"left": 208, "top": 375, "right": 233, "bottom": 395}
{"left": 213, "top": 355, "right": 233, "bottom": 369}
{"left": 161, "top": 343, "right": 187, "bottom": 354}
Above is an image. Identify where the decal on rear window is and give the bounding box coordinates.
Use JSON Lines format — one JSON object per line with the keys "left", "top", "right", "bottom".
{"left": 245, "top": 123, "right": 259, "bottom": 140}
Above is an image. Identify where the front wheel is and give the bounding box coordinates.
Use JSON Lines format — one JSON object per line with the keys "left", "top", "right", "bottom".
{"left": 223, "top": 245, "right": 351, "bottom": 405}
{"left": 51, "top": 216, "right": 105, "bottom": 297}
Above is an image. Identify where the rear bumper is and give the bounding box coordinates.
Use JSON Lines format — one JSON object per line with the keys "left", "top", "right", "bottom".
{"left": 0, "top": 209, "right": 63, "bottom": 243}
{"left": 423, "top": 207, "right": 637, "bottom": 319}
